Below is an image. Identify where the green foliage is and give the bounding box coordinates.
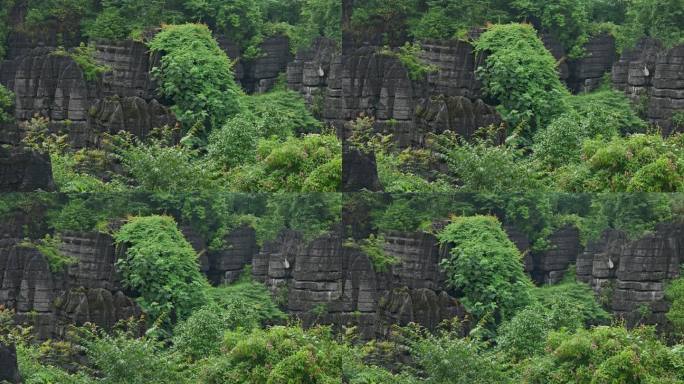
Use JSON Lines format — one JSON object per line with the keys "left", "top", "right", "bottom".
{"left": 24, "top": 0, "right": 91, "bottom": 37}
{"left": 344, "top": 234, "right": 398, "bottom": 272}
{"left": 0, "top": 83, "right": 13, "bottom": 124}
{"left": 349, "top": 0, "right": 420, "bottom": 44}
{"left": 380, "top": 42, "right": 438, "bottom": 80}
{"left": 19, "top": 234, "right": 77, "bottom": 272}
{"left": 148, "top": 23, "right": 242, "bottom": 134}
{"left": 621, "top": 0, "right": 684, "bottom": 50}
{"left": 252, "top": 193, "right": 341, "bottom": 245}
{"left": 206, "top": 112, "right": 261, "bottom": 169}
{"left": 437, "top": 215, "right": 533, "bottom": 325}
{"left": 115, "top": 133, "right": 222, "bottom": 194}
{"left": 511, "top": 0, "right": 590, "bottom": 57}
{"left": 82, "top": 327, "right": 187, "bottom": 384}
{"left": 0, "top": 0, "right": 14, "bottom": 60}
{"left": 18, "top": 342, "right": 95, "bottom": 384}
{"left": 666, "top": 277, "right": 684, "bottom": 338}
{"left": 227, "top": 133, "right": 341, "bottom": 192}
{"left": 83, "top": 0, "right": 185, "bottom": 41}
{"left": 410, "top": 0, "right": 512, "bottom": 41}
{"left": 405, "top": 321, "right": 509, "bottom": 384}
{"left": 206, "top": 278, "right": 287, "bottom": 326}
{"left": 113, "top": 215, "right": 210, "bottom": 324}
{"left": 554, "top": 134, "right": 684, "bottom": 192}
{"left": 520, "top": 325, "right": 684, "bottom": 383}
{"left": 531, "top": 271, "right": 611, "bottom": 326}
{"left": 201, "top": 325, "right": 348, "bottom": 383}
{"left": 49, "top": 197, "right": 100, "bottom": 233}
{"left": 436, "top": 134, "right": 546, "bottom": 192}
{"left": 474, "top": 23, "right": 570, "bottom": 135}
{"left": 289, "top": 0, "right": 341, "bottom": 52}
{"left": 241, "top": 90, "right": 323, "bottom": 135}
{"left": 51, "top": 43, "right": 110, "bottom": 81}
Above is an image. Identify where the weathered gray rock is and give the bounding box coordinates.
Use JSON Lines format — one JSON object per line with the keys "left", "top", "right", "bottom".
{"left": 567, "top": 33, "right": 617, "bottom": 93}
{"left": 0, "top": 146, "right": 55, "bottom": 192}
{"left": 0, "top": 231, "right": 139, "bottom": 340}
{"left": 0, "top": 343, "right": 20, "bottom": 383}
{"left": 0, "top": 40, "right": 175, "bottom": 148}
{"left": 207, "top": 226, "right": 257, "bottom": 284}
{"left": 531, "top": 226, "right": 581, "bottom": 284}
{"left": 612, "top": 38, "right": 684, "bottom": 133}
{"left": 254, "top": 229, "right": 464, "bottom": 338}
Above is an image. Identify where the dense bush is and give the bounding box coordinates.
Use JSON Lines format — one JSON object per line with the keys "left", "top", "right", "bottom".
{"left": 227, "top": 133, "right": 341, "bottom": 192}
{"left": 666, "top": 277, "right": 684, "bottom": 338}
{"left": 148, "top": 23, "right": 242, "bottom": 135}
{"left": 0, "top": 83, "right": 13, "bottom": 123}
{"left": 519, "top": 325, "right": 684, "bottom": 383}
{"left": 622, "top": 0, "right": 684, "bottom": 49}
{"left": 113, "top": 215, "right": 210, "bottom": 324}
{"left": 437, "top": 215, "right": 533, "bottom": 326}
{"left": 410, "top": 0, "right": 512, "bottom": 41}
{"left": 474, "top": 24, "right": 570, "bottom": 136}
{"left": 554, "top": 133, "right": 684, "bottom": 192}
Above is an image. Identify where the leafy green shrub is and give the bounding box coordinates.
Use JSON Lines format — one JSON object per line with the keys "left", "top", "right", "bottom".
{"left": 436, "top": 134, "right": 546, "bottom": 192}
{"left": 115, "top": 134, "right": 222, "bottom": 193}
{"left": 23, "top": 0, "right": 91, "bottom": 37}
{"left": 565, "top": 89, "right": 648, "bottom": 135}
{"left": 239, "top": 90, "right": 323, "bottom": 136}
{"left": 17, "top": 342, "right": 95, "bottom": 384}
{"left": 0, "top": 83, "right": 13, "bottom": 123}
{"left": 288, "top": 0, "right": 341, "bottom": 53}
{"left": 511, "top": 0, "right": 590, "bottom": 57}
{"left": 51, "top": 43, "right": 110, "bottom": 81}
{"left": 113, "top": 215, "right": 209, "bottom": 324}
{"left": 554, "top": 134, "right": 684, "bottom": 192}
{"left": 82, "top": 327, "right": 187, "bottom": 384}
{"left": 380, "top": 42, "right": 438, "bottom": 80}
{"left": 201, "top": 325, "right": 348, "bottom": 383}
{"left": 405, "top": 322, "right": 508, "bottom": 384}
{"left": 410, "top": 0, "right": 511, "bottom": 41}
{"left": 227, "top": 133, "right": 341, "bottom": 192}
{"left": 666, "top": 277, "right": 684, "bottom": 338}
{"left": 474, "top": 23, "right": 570, "bottom": 135}
{"left": 520, "top": 325, "right": 684, "bottom": 383}
{"left": 19, "top": 234, "right": 76, "bottom": 272}
{"left": 531, "top": 272, "right": 611, "bottom": 326}
{"left": 206, "top": 113, "right": 261, "bottom": 169}
{"left": 206, "top": 279, "right": 287, "bottom": 326}
{"left": 148, "top": 23, "right": 242, "bottom": 134}
{"left": 437, "top": 215, "right": 533, "bottom": 325}
{"left": 344, "top": 234, "right": 398, "bottom": 272}
{"left": 620, "top": 0, "right": 684, "bottom": 50}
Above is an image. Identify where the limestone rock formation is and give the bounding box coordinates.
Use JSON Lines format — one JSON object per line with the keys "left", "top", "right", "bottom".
{"left": 0, "top": 343, "right": 20, "bottom": 383}
{"left": 0, "top": 231, "right": 140, "bottom": 340}
{"left": 567, "top": 33, "right": 617, "bottom": 93}
{"left": 577, "top": 224, "right": 683, "bottom": 327}
{"left": 0, "top": 146, "right": 54, "bottom": 192}
{"left": 253, "top": 229, "right": 464, "bottom": 338}
{"left": 612, "top": 39, "right": 684, "bottom": 133}
{"left": 0, "top": 40, "right": 176, "bottom": 149}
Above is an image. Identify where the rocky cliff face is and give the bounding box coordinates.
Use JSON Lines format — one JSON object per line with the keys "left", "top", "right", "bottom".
{"left": 612, "top": 38, "right": 684, "bottom": 134}
{"left": 253, "top": 229, "right": 464, "bottom": 338}
{"left": 0, "top": 230, "right": 139, "bottom": 340}
{"left": 577, "top": 224, "right": 683, "bottom": 327}
{"left": 0, "top": 40, "right": 177, "bottom": 149}
{"left": 339, "top": 41, "right": 500, "bottom": 148}
{"left": 0, "top": 342, "right": 20, "bottom": 383}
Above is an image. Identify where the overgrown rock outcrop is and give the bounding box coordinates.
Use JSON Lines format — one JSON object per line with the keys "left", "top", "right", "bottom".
{"left": 0, "top": 40, "right": 176, "bottom": 149}
{"left": 0, "top": 146, "right": 54, "bottom": 192}
{"left": 253, "top": 229, "right": 464, "bottom": 338}
{"left": 0, "top": 232, "right": 139, "bottom": 340}
{"left": 577, "top": 224, "right": 684, "bottom": 327}
{"left": 0, "top": 342, "right": 20, "bottom": 383}
{"left": 612, "top": 38, "right": 684, "bottom": 134}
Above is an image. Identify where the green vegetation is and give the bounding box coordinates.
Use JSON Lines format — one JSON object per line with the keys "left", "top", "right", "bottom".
{"left": 0, "top": 83, "right": 13, "bottom": 124}
{"left": 51, "top": 43, "right": 110, "bottom": 81}
{"left": 19, "top": 234, "right": 77, "bottom": 272}
{"left": 113, "top": 215, "right": 210, "bottom": 325}
{"left": 344, "top": 234, "right": 398, "bottom": 272}
{"left": 148, "top": 23, "right": 242, "bottom": 135}
{"left": 437, "top": 215, "right": 533, "bottom": 326}
{"left": 474, "top": 23, "right": 570, "bottom": 136}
